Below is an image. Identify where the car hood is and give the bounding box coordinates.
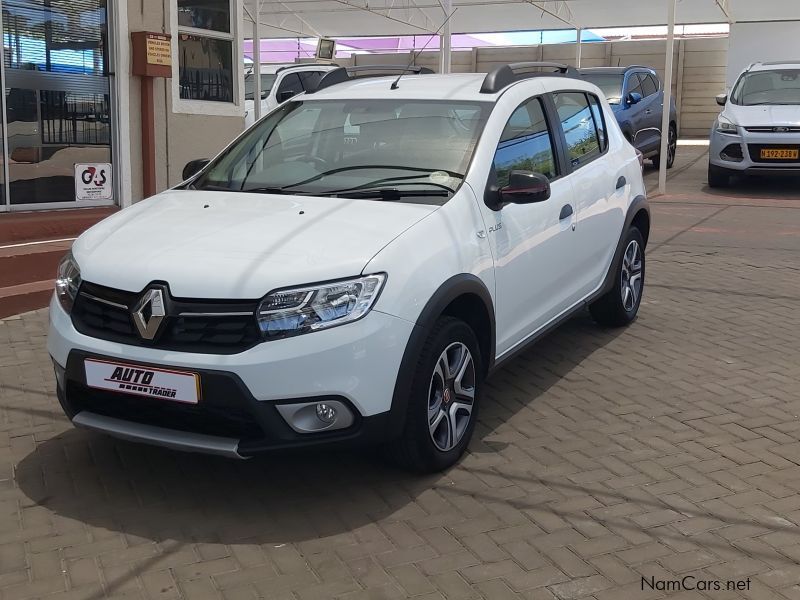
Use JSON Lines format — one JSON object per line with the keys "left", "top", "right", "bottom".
{"left": 72, "top": 190, "right": 437, "bottom": 299}
{"left": 725, "top": 103, "right": 800, "bottom": 127}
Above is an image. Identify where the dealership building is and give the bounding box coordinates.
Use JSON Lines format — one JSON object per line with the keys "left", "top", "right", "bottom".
{"left": 0, "top": 0, "right": 245, "bottom": 213}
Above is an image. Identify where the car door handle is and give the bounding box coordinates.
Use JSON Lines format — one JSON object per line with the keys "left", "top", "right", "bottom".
{"left": 645, "top": 109, "right": 652, "bottom": 114}
{"left": 559, "top": 204, "right": 573, "bottom": 220}
{"left": 616, "top": 176, "right": 627, "bottom": 190}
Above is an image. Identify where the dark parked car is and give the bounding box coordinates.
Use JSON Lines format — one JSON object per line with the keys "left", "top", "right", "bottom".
{"left": 579, "top": 66, "right": 678, "bottom": 168}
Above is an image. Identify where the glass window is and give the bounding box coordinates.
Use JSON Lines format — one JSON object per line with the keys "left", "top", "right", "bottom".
{"left": 3, "top": 0, "right": 108, "bottom": 75}
{"left": 244, "top": 73, "right": 277, "bottom": 100}
{"left": 626, "top": 73, "right": 644, "bottom": 97}
{"left": 553, "top": 92, "right": 601, "bottom": 168}
{"left": 178, "top": 0, "right": 231, "bottom": 32}
{"left": 298, "top": 71, "right": 325, "bottom": 92}
{"left": 640, "top": 73, "right": 658, "bottom": 97}
{"left": 731, "top": 69, "right": 800, "bottom": 106}
{"left": 276, "top": 73, "right": 303, "bottom": 100}
{"left": 178, "top": 35, "right": 233, "bottom": 102}
{"left": 177, "top": 0, "right": 234, "bottom": 103}
{"left": 579, "top": 73, "right": 624, "bottom": 105}
{"left": 493, "top": 98, "right": 556, "bottom": 186}
{"left": 588, "top": 94, "right": 607, "bottom": 152}
{"left": 193, "top": 99, "right": 491, "bottom": 205}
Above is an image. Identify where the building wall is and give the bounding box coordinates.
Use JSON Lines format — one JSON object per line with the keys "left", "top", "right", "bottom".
{"left": 123, "top": 0, "right": 244, "bottom": 205}
{"left": 343, "top": 37, "right": 727, "bottom": 137}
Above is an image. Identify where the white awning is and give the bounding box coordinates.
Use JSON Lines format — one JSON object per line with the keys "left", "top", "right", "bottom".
{"left": 242, "top": 0, "right": 800, "bottom": 39}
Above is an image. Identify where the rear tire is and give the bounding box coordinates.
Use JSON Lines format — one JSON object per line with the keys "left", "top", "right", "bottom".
{"left": 590, "top": 227, "right": 646, "bottom": 327}
{"left": 385, "top": 317, "right": 482, "bottom": 473}
{"left": 651, "top": 124, "right": 677, "bottom": 169}
{"left": 708, "top": 163, "right": 731, "bottom": 188}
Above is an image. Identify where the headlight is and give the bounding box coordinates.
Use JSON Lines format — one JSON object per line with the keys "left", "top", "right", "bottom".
{"left": 55, "top": 251, "right": 81, "bottom": 313}
{"left": 716, "top": 115, "right": 738, "bottom": 134}
{"left": 257, "top": 274, "right": 386, "bottom": 339}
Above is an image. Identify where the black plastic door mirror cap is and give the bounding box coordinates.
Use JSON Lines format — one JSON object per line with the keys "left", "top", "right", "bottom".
{"left": 499, "top": 171, "right": 551, "bottom": 206}
{"left": 182, "top": 158, "right": 210, "bottom": 181}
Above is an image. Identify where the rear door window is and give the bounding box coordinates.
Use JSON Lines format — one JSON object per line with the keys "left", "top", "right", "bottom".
{"left": 553, "top": 92, "right": 603, "bottom": 169}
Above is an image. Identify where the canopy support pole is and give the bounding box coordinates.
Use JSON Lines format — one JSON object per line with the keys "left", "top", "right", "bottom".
{"left": 439, "top": 0, "right": 452, "bottom": 73}
{"left": 253, "top": 0, "right": 262, "bottom": 121}
{"left": 658, "top": 0, "right": 676, "bottom": 195}
{"left": 575, "top": 28, "right": 582, "bottom": 67}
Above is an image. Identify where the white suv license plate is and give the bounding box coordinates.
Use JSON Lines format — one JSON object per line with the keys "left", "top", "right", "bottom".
{"left": 84, "top": 359, "right": 201, "bottom": 404}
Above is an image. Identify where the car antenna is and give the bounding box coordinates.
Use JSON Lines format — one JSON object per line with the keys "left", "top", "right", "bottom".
{"left": 391, "top": 8, "right": 458, "bottom": 90}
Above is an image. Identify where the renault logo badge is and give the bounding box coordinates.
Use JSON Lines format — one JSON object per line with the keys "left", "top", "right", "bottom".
{"left": 132, "top": 287, "right": 166, "bottom": 340}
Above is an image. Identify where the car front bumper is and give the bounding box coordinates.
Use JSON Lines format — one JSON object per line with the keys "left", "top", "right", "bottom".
{"left": 709, "top": 128, "right": 800, "bottom": 173}
{"left": 48, "top": 294, "right": 415, "bottom": 457}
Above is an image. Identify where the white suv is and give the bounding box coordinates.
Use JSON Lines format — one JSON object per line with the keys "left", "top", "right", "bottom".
{"left": 709, "top": 61, "right": 800, "bottom": 187}
{"left": 49, "top": 63, "right": 649, "bottom": 472}
{"left": 244, "top": 63, "right": 336, "bottom": 128}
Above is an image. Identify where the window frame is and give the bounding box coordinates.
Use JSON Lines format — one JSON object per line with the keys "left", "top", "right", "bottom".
{"left": 171, "top": 0, "right": 243, "bottom": 117}
{"left": 547, "top": 90, "right": 609, "bottom": 175}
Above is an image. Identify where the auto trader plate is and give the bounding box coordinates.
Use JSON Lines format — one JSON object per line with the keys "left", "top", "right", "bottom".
{"left": 760, "top": 148, "right": 799, "bottom": 160}
{"left": 84, "top": 358, "right": 200, "bottom": 404}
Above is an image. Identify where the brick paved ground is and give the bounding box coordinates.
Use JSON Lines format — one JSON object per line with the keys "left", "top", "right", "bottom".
{"left": 2, "top": 144, "right": 800, "bottom": 599}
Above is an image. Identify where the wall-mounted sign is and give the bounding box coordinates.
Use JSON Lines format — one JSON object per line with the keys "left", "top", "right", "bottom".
{"left": 145, "top": 34, "right": 171, "bottom": 66}
{"left": 75, "top": 163, "right": 113, "bottom": 201}
{"left": 131, "top": 32, "right": 173, "bottom": 78}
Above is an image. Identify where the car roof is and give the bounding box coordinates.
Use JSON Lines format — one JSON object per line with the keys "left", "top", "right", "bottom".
{"left": 749, "top": 61, "right": 800, "bottom": 72}
{"left": 302, "top": 72, "right": 598, "bottom": 102}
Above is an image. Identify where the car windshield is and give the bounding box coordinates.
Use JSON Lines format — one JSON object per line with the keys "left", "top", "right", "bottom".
{"left": 192, "top": 99, "right": 491, "bottom": 204}
{"left": 580, "top": 73, "right": 624, "bottom": 104}
{"left": 244, "top": 73, "right": 277, "bottom": 100}
{"left": 731, "top": 69, "right": 800, "bottom": 105}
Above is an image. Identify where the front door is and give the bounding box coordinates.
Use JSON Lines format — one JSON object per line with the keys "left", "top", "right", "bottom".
{"left": 1, "top": 0, "right": 113, "bottom": 210}
{"left": 479, "top": 92, "right": 578, "bottom": 356}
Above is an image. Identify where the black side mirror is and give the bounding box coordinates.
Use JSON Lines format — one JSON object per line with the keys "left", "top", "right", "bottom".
{"left": 626, "top": 91, "right": 643, "bottom": 105}
{"left": 277, "top": 90, "right": 297, "bottom": 103}
{"left": 715, "top": 93, "right": 727, "bottom": 106}
{"left": 499, "top": 171, "right": 551, "bottom": 206}
{"left": 182, "top": 158, "right": 210, "bottom": 181}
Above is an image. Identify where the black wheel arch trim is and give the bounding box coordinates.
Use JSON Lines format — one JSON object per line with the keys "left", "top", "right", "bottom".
{"left": 385, "top": 274, "right": 495, "bottom": 440}
{"left": 595, "top": 194, "right": 650, "bottom": 300}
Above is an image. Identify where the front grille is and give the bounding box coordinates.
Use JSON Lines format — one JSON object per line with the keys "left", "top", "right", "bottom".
{"left": 71, "top": 281, "right": 262, "bottom": 354}
{"left": 744, "top": 126, "right": 800, "bottom": 133}
{"left": 748, "top": 144, "right": 800, "bottom": 163}
{"left": 67, "top": 380, "right": 264, "bottom": 440}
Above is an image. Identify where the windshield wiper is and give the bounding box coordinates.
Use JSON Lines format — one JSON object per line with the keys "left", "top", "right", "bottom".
{"left": 332, "top": 187, "right": 450, "bottom": 200}
{"left": 281, "top": 166, "right": 464, "bottom": 189}
{"left": 242, "top": 187, "right": 313, "bottom": 195}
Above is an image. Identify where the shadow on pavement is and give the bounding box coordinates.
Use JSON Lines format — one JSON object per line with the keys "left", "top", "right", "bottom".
{"left": 15, "top": 312, "right": 625, "bottom": 545}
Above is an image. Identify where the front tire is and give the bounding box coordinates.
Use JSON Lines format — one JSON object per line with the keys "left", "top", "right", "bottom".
{"left": 590, "top": 227, "right": 646, "bottom": 327}
{"left": 386, "top": 317, "right": 482, "bottom": 472}
{"left": 708, "top": 163, "right": 731, "bottom": 188}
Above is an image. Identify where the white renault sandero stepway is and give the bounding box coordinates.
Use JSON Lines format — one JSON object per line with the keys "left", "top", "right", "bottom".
{"left": 49, "top": 63, "right": 649, "bottom": 472}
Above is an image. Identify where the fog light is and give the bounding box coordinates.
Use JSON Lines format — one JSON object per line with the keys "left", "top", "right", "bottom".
{"left": 275, "top": 399, "right": 355, "bottom": 433}
{"left": 316, "top": 403, "right": 337, "bottom": 424}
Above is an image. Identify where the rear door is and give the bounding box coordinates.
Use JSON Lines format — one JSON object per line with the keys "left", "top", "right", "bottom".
{"left": 551, "top": 90, "right": 627, "bottom": 296}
